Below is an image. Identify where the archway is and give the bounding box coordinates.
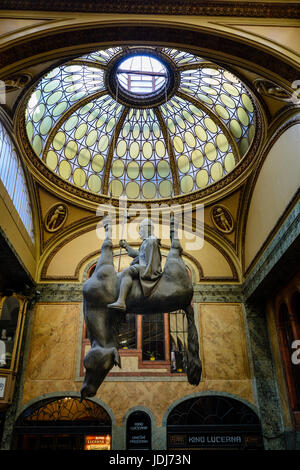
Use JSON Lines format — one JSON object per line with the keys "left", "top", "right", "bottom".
{"left": 13, "top": 396, "right": 112, "bottom": 450}
{"left": 166, "top": 394, "right": 263, "bottom": 450}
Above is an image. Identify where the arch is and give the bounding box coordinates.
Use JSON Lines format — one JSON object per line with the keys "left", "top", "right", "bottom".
{"left": 163, "top": 392, "right": 263, "bottom": 450}
{"left": 162, "top": 391, "right": 260, "bottom": 426}
{"left": 13, "top": 393, "right": 116, "bottom": 450}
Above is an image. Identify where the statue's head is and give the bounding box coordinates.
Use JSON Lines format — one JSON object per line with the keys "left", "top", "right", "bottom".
{"left": 139, "top": 218, "right": 154, "bottom": 239}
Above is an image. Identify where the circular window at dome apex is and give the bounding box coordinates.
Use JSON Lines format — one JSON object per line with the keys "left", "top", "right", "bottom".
{"left": 25, "top": 46, "right": 256, "bottom": 201}
{"left": 117, "top": 55, "right": 167, "bottom": 95}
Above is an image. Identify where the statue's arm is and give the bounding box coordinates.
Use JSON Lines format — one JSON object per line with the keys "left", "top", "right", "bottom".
{"left": 120, "top": 240, "right": 139, "bottom": 258}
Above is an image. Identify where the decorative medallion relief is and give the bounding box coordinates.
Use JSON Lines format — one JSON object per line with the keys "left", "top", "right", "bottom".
{"left": 211, "top": 205, "right": 234, "bottom": 234}
{"left": 254, "top": 78, "right": 299, "bottom": 103}
{"left": 44, "top": 203, "right": 68, "bottom": 232}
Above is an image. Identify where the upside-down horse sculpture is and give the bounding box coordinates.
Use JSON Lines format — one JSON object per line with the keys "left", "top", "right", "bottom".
{"left": 80, "top": 215, "right": 202, "bottom": 400}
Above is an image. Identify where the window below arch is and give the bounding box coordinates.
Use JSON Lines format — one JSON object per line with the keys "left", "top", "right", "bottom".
{"left": 0, "top": 120, "right": 34, "bottom": 241}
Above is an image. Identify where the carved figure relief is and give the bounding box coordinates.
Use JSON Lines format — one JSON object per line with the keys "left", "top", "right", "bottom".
{"left": 44, "top": 204, "right": 68, "bottom": 232}
{"left": 253, "top": 78, "right": 295, "bottom": 102}
{"left": 211, "top": 205, "right": 234, "bottom": 234}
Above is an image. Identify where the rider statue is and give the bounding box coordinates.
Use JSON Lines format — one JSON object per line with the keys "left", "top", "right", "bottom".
{"left": 108, "top": 218, "right": 162, "bottom": 312}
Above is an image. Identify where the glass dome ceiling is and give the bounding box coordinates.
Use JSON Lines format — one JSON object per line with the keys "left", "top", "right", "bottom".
{"left": 25, "top": 46, "right": 256, "bottom": 201}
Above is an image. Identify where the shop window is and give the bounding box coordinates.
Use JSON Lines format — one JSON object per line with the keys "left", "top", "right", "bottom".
{"left": 167, "top": 395, "right": 263, "bottom": 450}
{"left": 13, "top": 397, "right": 112, "bottom": 450}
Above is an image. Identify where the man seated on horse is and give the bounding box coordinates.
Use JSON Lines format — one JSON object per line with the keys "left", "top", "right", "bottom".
{"left": 108, "top": 218, "right": 162, "bottom": 312}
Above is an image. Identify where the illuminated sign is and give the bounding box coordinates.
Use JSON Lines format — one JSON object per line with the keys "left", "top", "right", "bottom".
{"left": 84, "top": 435, "right": 111, "bottom": 450}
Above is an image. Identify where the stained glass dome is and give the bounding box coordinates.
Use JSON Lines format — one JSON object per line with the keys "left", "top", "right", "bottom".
{"left": 25, "top": 46, "right": 256, "bottom": 201}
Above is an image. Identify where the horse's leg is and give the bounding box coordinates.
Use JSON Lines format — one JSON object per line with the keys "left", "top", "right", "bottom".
{"left": 184, "top": 304, "right": 202, "bottom": 386}
{"left": 81, "top": 216, "right": 121, "bottom": 400}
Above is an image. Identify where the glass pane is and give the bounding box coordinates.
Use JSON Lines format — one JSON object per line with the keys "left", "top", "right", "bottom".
{"left": 0, "top": 296, "right": 20, "bottom": 369}
{"left": 118, "top": 314, "right": 137, "bottom": 350}
{"left": 142, "top": 313, "right": 165, "bottom": 361}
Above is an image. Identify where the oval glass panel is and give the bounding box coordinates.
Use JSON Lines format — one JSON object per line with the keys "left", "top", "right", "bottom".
{"left": 241, "top": 93, "right": 254, "bottom": 113}
{"left": 46, "top": 151, "right": 58, "bottom": 171}
{"left": 204, "top": 118, "right": 218, "bottom": 134}
{"left": 175, "top": 114, "right": 186, "bottom": 130}
{"left": 33, "top": 104, "right": 46, "bottom": 123}
{"left": 188, "top": 104, "right": 203, "bottom": 117}
{"left": 157, "top": 160, "right": 170, "bottom": 178}
{"left": 122, "top": 121, "right": 131, "bottom": 138}
{"left": 106, "top": 117, "right": 116, "bottom": 134}
{"left": 33, "top": 135, "right": 43, "bottom": 155}
{"left": 88, "top": 174, "right": 101, "bottom": 193}
{"left": 126, "top": 181, "right": 140, "bottom": 199}
{"left": 230, "top": 119, "right": 242, "bottom": 139}
{"left": 223, "top": 83, "right": 240, "bottom": 96}
{"left": 98, "top": 135, "right": 109, "bottom": 152}
{"left": 132, "top": 123, "right": 140, "bottom": 139}
{"left": 143, "top": 123, "right": 150, "bottom": 140}
{"left": 73, "top": 167, "right": 86, "bottom": 187}
{"left": 180, "top": 175, "right": 194, "bottom": 193}
{"left": 197, "top": 93, "right": 213, "bottom": 105}
{"left": 182, "top": 110, "right": 194, "bottom": 124}
{"left": 196, "top": 169, "right": 209, "bottom": 188}
{"left": 53, "top": 101, "right": 68, "bottom": 117}
{"left": 216, "top": 134, "right": 229, "bottom": 153}
{"left": 167, "top": 118, "right": 176, "bottom": 134}
{"left": 178, "top": 155, "right": 190, "bottom": 174}
{"left": 64, "top": 140, "right": 77, "bottom": 160}
{"left": 214, "top": 104, "right": 230, "bottom": 120}
{"left": 155, "top": 140, "right": 166, "bottom": 158}
{"left": 142, "top": 181, "right": 156, "bottom": 199}
{"left": 78, "top": 148, "right": 91, "bottom": 167}
{"left": 173, "top": 136, "right": 184, "bottom": 154}
{"left": 192, "top": 149, "right": 204, "bottom": 168}
{"left": 220, "top": 94, "right": 236, "bottom": 109}
{"left": 202, "top": 67, "right": 220, "bottom": 76}
{"left": 211, "top": 162, "right": 223, "bottom": 181}
{"left": 47, "top": 91, "right": 63, "bottom": 106}
{"left": 59, "top": 160, "right": 71, "bottom": 180}
{"left": 26, "top": 121, "right": 34, "bottom": 141}
{"left": 152, "top": 122, "right": 161, "bottom": 138}
{"left": 86, "top": 129, "right": 98, "bottom": 147}
{"left": 127, "top": 161, "right": 140, "bottom": 180}
{"left": 194, "top": 125, "right": 207, "bottom": 142}
{"left": 109, "top": 179, "right": 123, "bottom": 197}
{"left": 116, "top": 139, "right": 127, "bottom": 158}
{"left": 224, "top": 152, "right": 236, "bottom": 172}
{"left": 97, "top": 113, "right": 108, "bottom": 128}
{"left": 75, "top": 123, "right": 88, "bottom": 140}
{"left": 185, "top": 131, "right": 196, "bottom": 148}
{"left": 142, "top": 161, "right": 155, "bottom": 180}
{"left": 205, "top": 142, "right": 217, "bottom": 161}
{"left": 130, "top": 141, "right": 140, "bottom": 159}
{"left": 237, "top": 107, "right": 249, "bottom": 126}
{"left": 143, "top": 141, "right": 153, "bottom": 159}
{"left": 53, "top": 132, "right": 66, "bottom": 151}
{"left": 39, "top": 116, "right": 52, "bottom": 136}
{"left": 112, "top": 159, "right": 125, "bottom": 177}
{"left": 92, "top": 154, "right": 105, "bottom": 173}
{"left": 159, "top": 180, "right": 172, "bottom": 198}
{"left": 44, "top": 79, "right": 60, "bottom": 93}
{"left": 64, "top": 115, "right": 78, "bottom": 132}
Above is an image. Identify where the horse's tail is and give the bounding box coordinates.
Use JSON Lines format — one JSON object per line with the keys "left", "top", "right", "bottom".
{"left": 184, "top": 304, "right": 202, "bottom": 386}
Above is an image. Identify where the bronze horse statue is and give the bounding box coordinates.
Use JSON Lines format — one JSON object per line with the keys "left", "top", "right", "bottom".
{"left": 80, "top": 216, "right": 202, "bottom": 400}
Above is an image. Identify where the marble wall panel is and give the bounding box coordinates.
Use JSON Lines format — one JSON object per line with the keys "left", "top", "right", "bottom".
{"left": 22, "top": 302, "right": 80, "bottom": 404}
{"left": 198, "top": 303, "right": 250, "bottom": 381}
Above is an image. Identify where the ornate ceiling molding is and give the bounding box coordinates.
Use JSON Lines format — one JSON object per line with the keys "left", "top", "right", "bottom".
{"left": 1, "top": 1, "right": 300, "bottom": 18}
